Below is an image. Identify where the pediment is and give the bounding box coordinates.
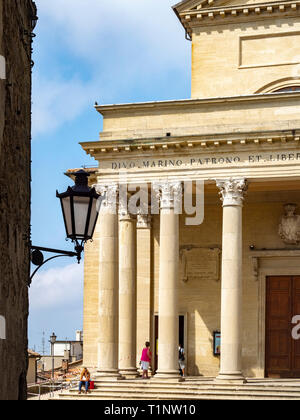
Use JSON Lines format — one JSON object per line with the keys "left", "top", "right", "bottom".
{"left": 173, "top": 0, "right": 299, "bottom": 37}
{"left": 173, "top": 0, "right": 287, "bottom": 13}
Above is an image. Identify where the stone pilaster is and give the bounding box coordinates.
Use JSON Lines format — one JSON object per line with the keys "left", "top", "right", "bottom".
{"left": 152, "top": 181, "right": 183, "bottom": 380}
{"left": 215, "top": 178, "right": 248, "bottom": 383}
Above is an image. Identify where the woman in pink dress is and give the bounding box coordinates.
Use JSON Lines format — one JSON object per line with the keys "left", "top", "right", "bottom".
{"left": 140, "top": 341, "right": 152, "bottom": 379}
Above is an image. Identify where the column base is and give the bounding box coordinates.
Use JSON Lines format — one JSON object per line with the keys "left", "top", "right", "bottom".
{"left": 119, "top": 368, "right": 140, "bottom": 379}
{"left": 96, "top": 369, "right": 125, "bottom": 381}
{"left": 215, "top": 372, "right": 247, "bottom": 384}
{"left": 153, "top": 370, "right": 184, "bottom": 382}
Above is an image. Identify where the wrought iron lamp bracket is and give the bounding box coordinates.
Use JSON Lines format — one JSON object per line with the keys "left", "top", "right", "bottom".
{"left": 29, "top": 244, "right": 82, "bottom": 284}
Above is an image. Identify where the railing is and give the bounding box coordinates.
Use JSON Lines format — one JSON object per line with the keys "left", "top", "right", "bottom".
{"left": 27, "top": 379, "right": 78, "bottom": 400}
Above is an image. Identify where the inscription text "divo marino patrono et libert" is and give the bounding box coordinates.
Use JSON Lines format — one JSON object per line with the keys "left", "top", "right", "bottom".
{"left": 110, "top": 152, "right": 300, "bottom": 170}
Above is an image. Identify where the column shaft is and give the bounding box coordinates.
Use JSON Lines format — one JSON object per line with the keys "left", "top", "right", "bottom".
{"left": 154, "top": 181, "right": 182, "bottom": 380}
{"left": 216, "top": 178, "right": 247, "bottom": 383}
{"left": 96, "top": 185, "right": 122, "bottom": 379}
{"left": 136, "top": 215, "right": 152, "bottom": 370}
{"left": 118, "top": 214, "right": 138, "bottom": 377}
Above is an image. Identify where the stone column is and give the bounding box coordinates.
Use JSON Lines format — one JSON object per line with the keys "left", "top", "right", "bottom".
{"left": 153, "top": 181, "right": 182, "bottom": 380}
{"left": 215, "top": 178, "right": 248, "bottom": 383}
{"left": 96, "top": 184, "right": 122, "bottom": 379}
{"left": 136, "top": 213, "right": 152, "bottom": 370}
{"left": 118, "top": 198, "right": 138, "bottom": 378}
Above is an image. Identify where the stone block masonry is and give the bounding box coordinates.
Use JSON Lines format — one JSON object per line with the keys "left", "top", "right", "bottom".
{"left": 0, "top": 0, "right": 36, "bottom": 400}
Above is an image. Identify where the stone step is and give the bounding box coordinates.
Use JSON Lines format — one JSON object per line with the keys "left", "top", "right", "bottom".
{"left": 93, "top": 378, "right": 300, "bottom": 388}
{"left": 86, "top": 381, "right": 300, "bottom": 394}
{"left": 71, "top": 384, "right": 300, "bottom": 394}
{"left": 94, "top": 381, "right": 300, "bottom": 388}
{"left": 64, "top": 385, "right": 300, "bottom": 398}
{"left": 56, "top": 390, "right": 300, "bottom": 400}
{"left": 55, "top": 378, "right": 300, "bottom": 400}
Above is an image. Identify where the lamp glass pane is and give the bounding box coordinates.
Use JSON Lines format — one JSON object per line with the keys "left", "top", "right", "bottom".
{"left": 61, "top": 196, "right": 72, "bottom": 237}
{"left": 73, "top": 196, "right": 90, "bottom": 237}
{"left": 87, "top": 197, "right": 99, "bottom": 237}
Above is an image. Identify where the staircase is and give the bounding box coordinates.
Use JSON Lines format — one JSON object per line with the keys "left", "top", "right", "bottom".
{"left": 54, "top": 377, "right": 300, "bottom": 400}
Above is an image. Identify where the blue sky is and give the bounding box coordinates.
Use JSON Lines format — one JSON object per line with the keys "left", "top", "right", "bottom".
{"left": 29, "top": 0, "right": 191, "bottom": 353}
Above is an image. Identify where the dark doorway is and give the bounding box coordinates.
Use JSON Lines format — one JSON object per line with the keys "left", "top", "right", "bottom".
{"left": 154, "top": 315, "right": 185, "bottom": 373}
{"left": 265, "top": 276, "right": 300, "bottom": 378}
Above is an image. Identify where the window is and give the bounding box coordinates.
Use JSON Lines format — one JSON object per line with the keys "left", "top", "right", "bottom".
{"left": 274, "top": 86, "right": 300, "bottom": 93}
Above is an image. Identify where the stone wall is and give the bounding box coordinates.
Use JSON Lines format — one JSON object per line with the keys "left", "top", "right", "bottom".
{"left": 191, "top": 17, "right": 300, "bottom": 98}
{"left": 0, "top": 0, "right": 36, "bottom": 400}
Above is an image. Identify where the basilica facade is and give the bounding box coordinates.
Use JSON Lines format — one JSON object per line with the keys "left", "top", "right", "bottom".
{"left": 73, "top": 0, "right": 300, "bottom": 381}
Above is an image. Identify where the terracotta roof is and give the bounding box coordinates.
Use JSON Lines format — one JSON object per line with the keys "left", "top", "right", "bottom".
{"left": 65, "top": 167, "right": 98, "bottom": 174}
{"left": 65, "top": 168, "right": 98, "bottom": 181}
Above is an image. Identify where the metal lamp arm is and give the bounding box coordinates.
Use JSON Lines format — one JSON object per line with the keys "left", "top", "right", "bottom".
{"left": 29, "top": 245, "right": 81, "bottom": 284}
{"left": 30, "top": 254, "right": 74, "bottom": 284}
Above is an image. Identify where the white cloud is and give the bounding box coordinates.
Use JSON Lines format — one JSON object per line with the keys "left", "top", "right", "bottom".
{"left": 32, "top": 71, "right": 113, "bottom": 137}
{"left": 32, "top": 0, "right": 190, "bottom": 137}
{"left": 36, "top": 0, "right": 187, "bottom": 66}
{"left": 32, "top": 74, "right": 96, "bottom": 136}
{"left": 29, "top": 263, "right": 84, "bottom": 310}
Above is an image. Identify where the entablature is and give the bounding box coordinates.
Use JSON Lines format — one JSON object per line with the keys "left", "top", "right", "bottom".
{"left": 81, "top": 129, "right": 300, "bottom": 160}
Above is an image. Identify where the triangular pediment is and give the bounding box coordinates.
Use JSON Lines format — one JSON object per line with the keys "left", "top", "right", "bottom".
{"left": 173, "top": 0, "right": 298, "bottom": 37}
{"left": 173, "top": 0, "right": 286, "bottom": 13}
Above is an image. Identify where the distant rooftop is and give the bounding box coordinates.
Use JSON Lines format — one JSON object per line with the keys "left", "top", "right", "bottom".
{"left": 28, "top": 349, "right": 41, "bottom": 358}
{"left": 65, "top": 167, "right": 98, "bottom": 181}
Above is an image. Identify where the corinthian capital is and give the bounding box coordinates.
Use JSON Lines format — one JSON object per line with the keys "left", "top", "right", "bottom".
{"left": 137, "top": 209, "right": 152, "bottom": 229}
{"left": 216, "top": 178, "right": 248, "bottom": 207}
{"left": 153, "top": 181, "right": 182, "bottom": 211}
{"left": 94, "top": 183, "right": 118, "bottom": 213}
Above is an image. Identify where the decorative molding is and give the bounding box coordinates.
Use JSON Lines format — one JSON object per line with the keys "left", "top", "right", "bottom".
{"left": 95, "top": 91, "right": 300, "bottom": 112}
{"left": 137, "top": 212, "right": 152, "bottom": 229}
{"left": 94, "top": 183, "right": 118, "bottom": 213}
{"left": 82, "top": 130, "right": 300, "bottom": 158}
{"left": 216, "top": 178, "right": 248, "bottom": 206}
{"left": 278, "top": 203, "right": 300, "bottom": 245}
{"left": 152, "top": 181, "right": 182, "bottom": 210}
{"left": 174, "top": 0, "right": 300, "bottom": 34}
{"left": 180, "top": 246, "right": 221, "bottom": 282}
{"left": 239, "top": 32, "right": 300, "bottom": 69}
{"left": 118, "top": 195, "right": 138, "bottom": 221}
{"left": 118, "top": 195, "right": 130, "bottom": 220}
{"left": 251, "top": 257, "right": 259, "bottom": 280}
{"left": 249, "top": 248, "right": 300, "bottom": 280}
{"left": 256, "top": 77, "right": 300, "bottom": 93}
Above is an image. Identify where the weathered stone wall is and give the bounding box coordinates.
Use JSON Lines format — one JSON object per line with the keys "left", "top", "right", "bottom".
{"left": 0, "top": 0, "right": 36, "bottom": 400}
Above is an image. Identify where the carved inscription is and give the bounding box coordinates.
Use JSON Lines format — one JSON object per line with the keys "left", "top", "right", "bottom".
{"left": 180, "top": 247, "right": 221, "bottom": 282}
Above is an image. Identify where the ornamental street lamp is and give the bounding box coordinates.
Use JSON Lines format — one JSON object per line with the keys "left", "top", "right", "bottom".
{"left": 56, "top": 169, "right": 100, "bottom": 261}
{"left": 30, "top": 170, "right": 103, "bottom": 282}
{"left": 49, "top": 332, "right": 57, "bottom": 380}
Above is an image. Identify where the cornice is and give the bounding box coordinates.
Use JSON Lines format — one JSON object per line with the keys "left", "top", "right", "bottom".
{"left": 80, "top": 129, "right": 300, "bottom": 158}
{"left": 175, "top": 0, "right": 300, "bottom": 35}
{"left": 95, "top": 91, "right": 300, "bottom": 115}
